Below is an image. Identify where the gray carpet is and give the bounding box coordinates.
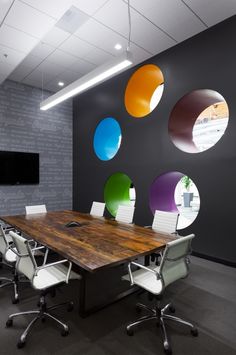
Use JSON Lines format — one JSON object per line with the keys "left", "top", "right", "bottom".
{"left": 0, "top": 256, "right": 235, "bottom": 355}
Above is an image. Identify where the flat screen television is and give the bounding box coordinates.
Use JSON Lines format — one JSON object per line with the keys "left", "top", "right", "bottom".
{"left": 0, "top": 151, "right": 39, "bottom": 185}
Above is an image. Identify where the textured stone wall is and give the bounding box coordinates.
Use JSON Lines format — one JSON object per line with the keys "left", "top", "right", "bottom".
{"left": 0, "top": 80, "right": 72, "bottom": 215}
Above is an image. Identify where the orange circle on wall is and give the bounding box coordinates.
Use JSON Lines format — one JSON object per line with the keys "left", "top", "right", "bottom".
{"left": 124, "top": 64, "right": 164, "bottom": 118}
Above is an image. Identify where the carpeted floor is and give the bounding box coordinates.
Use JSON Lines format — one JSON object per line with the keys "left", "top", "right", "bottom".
{"left": 0, "top": 256, "right": 235, "bottom": 355}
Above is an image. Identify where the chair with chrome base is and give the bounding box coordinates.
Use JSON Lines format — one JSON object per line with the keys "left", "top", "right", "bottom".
{"left": 126, "top": 234, "right": 198, "bottom": 355}
{"left": 115, "top": 205, "right": 135, "bottom": 224}
{"left": 0, "top": 226, "right": 21, "bottom": 303}
{"left": 6, "top": 231, "right": 81, "bottom": 349}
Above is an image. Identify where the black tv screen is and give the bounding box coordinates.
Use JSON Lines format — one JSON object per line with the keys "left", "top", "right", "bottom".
{"left": 0, "top": 151, "right": 39, "bottom": 185}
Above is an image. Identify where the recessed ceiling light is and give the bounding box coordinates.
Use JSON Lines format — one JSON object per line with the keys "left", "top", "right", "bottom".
{"left": 114, "top": 43, "right": 122, "bottom": 50}
{"left": 58, "top": 81, "right": 64, "bottom": 87}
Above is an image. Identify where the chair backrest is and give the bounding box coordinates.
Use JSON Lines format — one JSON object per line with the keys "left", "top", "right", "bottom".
{"left": 25, "top": 204, "right": 47, "bottom": 215}
{"left": 0, "top": 225, "right": 8, "bottom": 255}
{"left": 90, "top": 201, "right": 105, "bottom": 217}
{"left": 115, "top": 205, "right": 135, "bottom": 224}
{"left": 152, "top": 210, "right": 179, "bottom": 234}
{"left": 159, "top": 234, "right": 195, "bottom": 288}
{"left": 9, "top": 231, "right": 36, "bottom": 281}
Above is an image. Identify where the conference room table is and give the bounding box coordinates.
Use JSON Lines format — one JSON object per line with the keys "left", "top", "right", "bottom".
{"left": 1, "top": 210, "right": 176, "bottom": 317}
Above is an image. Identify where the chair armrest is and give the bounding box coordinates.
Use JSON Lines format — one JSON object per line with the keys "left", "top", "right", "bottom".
{"left": 31, "top": 245, "right": 49, "bottom": 265}
{"left": 31, "top": 246, "right": 46, "bottom": 251}
{"left": 36, "top": 259, "right": 72, "bottom": 283}
{"left": 128, "top": 261, "right": 160, "bottom": 285}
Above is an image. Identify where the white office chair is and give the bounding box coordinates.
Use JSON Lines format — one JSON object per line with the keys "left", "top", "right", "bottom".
{"left": 152, "top": 210, "right": 179, "bottom": 234}
{"left": 0, "top": 226, "right": 22, "bottom": 303}
{"left": 115, "top": 205, "right": 135, "bottom": 224}
{"left": 126, "top": 234, "right": 198, "bottom": 354}
{"left": 90, "top": 201, "right": 105, "bottom": 217}
{"left": 149, "top": 210, "right": 179, "bottom": 264}
{"left": 6, "top": 231, "right": 81, "bottom": 349}
{"left": 25, "top": 204, "right": 47, "bottom": 215}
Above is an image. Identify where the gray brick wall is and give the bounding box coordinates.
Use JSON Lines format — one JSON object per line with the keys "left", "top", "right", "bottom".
{"left": 0, "top": 80, "right": 72, "bottom": 215}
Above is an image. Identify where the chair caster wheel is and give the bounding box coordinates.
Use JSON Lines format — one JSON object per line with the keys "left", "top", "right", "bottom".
{"left": 61, "top": 329, "right": 69, "bottom": 337}
{"left": 191, "top": 328, "right": 198, "bottom": 337}
{"left": 41, "top": 316, "right": 46, "bottom": 323}
{"left": 164, "top": 341, "right": 172, "bottom": 355}
{"left": 67, "top": 302, "right": 74, "bottom": 312}
{"left": 12, "top": 297, "right": 19, "bottom": 304}
{"left": 17, "top": 340, "right": 25, "bottom": 349}
{"left": 169, "top": 305, "right": 175, "bottom": 313}
{"left": 127, "top": 328, "right": 134, "bottom": 336}
{"left": 6, "top": 319, "right": 13, "bottom": 327}
{"left": 135, "top": 304, "right": 142, "bottom": 313}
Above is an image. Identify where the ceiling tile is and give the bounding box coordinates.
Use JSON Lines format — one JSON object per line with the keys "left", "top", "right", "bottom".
{"left": 47, "top": 49, "right": 78, "bottom": 67}
{"left": 41, "top": 27, "right": 71, "bottom": 47}
{"left": 0, "top": 44, "right": 25, "bottom": 66}
{"left": 19, "top": 54, "right": 43, "bottom": 69}
{"left": 19, "top": 0, "right": 74, "bottom": 20}
{"left": 69, "top": 57, "right": 95, "bottom": 75}
{"left": 0, "top": 0, "right": 14, "bottom": 23}
{"left": 42, "top": 81, "right": 58, "bottom": 92}
{"left": 29, "top": 42, "right": 55, "bottom": 59}
{"left": 59, "top": 35, "right": 94, "bottom": 58}
{"left": 0, "top": 24, "right": 38, "bottom": 53}
{"left": 93, "top": 0, "right": 175, "bottom": 54}
{"left": 72, "top": 0, "right": 109, "bottom": 16}
{"left": 36, "top": 59, "right": 66, "bottom": 80}
{"left": 93, "top": 0, "right": 130, "bottom": 38}
{"left": 4, "top": 0, "right": 56, "bottom": 39}
{"left": 48, "top": 69, "right": 81, "bottom": 89}
{"left": 75, "top": 18, "right": 130, "bottom": 54}
{"left": 8, "top": 63, "right": 34, "bottom": 81}
{"left": 57, "top": 69, "right": 80, "bottom": 83}
{"left": 130, "top": 10, "right": 175, "bottom": 54}
{"left": 83, "top": 46, "right": 114, "bottom": 66}
{"left": 126, "top": 0, "right": 206, "bottom": 42}
{"left": 183, "top": 0, "right": 236, "bottom": 27}
{"left": 128, "top": 43, "right": 150, "bottom": 64}
{"left": 0, "top": 60, "right": 14, "bottom": 76}
{"left": 22, "top": 68, "right": 56, "bottom": 86}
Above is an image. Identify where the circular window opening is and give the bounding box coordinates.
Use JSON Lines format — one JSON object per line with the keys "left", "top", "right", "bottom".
{"left": 93, "top": 117, "right": 122, "bottom": 161}
{"left": 149, "top": 171, "right": 200, "bottom": 230}
{"left": 169, "top": 89, "right": 229, "bottom": 153}
{"left": 125, "top": 64, "right": 164, "bottom": 118}
{"left": 104, "top": 172, "right": 135, "bottom": 217}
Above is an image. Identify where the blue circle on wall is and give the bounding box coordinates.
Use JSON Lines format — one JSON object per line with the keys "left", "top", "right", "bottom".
{"left": 93, "top": 117, "right": 122, "bottom": 161}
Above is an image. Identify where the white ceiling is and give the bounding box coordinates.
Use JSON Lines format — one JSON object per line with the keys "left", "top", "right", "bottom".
{"left": 0, "top": 0, "right": 235, "bottom": 92}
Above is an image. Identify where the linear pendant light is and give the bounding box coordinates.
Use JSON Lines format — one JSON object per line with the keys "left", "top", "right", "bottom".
{"left": 40, "top": 50, "right": 133, "bottom": 111}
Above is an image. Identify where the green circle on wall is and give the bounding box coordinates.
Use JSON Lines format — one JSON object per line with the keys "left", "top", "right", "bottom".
{"left": 104, "top": 172, "right": 133, "bottom": 217}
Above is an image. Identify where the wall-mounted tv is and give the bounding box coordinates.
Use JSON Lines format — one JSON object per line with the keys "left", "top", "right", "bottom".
{"left": 0, "top": 151, "right": 39, "bottom": 185}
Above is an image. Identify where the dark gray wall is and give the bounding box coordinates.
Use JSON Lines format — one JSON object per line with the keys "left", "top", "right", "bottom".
{"left": 73, "top": 16, "right": 236, "bottom": 265}
{"left": 0, "top": 80, "right": 72, "bottom": 215}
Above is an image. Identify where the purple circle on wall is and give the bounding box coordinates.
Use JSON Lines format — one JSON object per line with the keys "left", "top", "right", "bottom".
{"left": 149, "top": 171, "right": 184, "bottom": 214}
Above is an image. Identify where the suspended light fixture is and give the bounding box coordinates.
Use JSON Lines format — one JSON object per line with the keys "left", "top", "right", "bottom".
{"left": 40, "top": 51, "right": 132, "bottom": 110}
{"left": 40, "top": 0, "right": 133, "bottom": 111}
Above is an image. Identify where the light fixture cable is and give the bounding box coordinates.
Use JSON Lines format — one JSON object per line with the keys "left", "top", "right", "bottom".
{"left": 41, "top": 70, "right": 44, "bottom": 101}
{"left": 127, "top": 0, "right": 131, "bottom": 51}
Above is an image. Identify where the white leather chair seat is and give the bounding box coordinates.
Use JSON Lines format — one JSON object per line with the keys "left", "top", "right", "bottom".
{"left": 123, "top": 266, "right": 163, "bottom": 295}
{"left": 5, "top": 248, "right": 17, "bottom": 263}
{"left": 32, "top": 264, "right": 81, "bottom": 290}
